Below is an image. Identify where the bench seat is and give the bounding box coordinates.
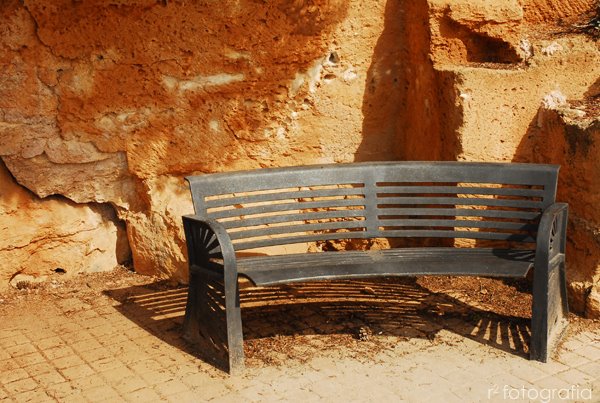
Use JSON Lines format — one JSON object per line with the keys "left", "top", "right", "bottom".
{"left": 236, "top": 248, "right": 535, "bottom": 286}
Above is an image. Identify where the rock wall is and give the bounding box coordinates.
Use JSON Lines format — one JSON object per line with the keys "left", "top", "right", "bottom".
{"left": 0, "top": 0, "right": 397, "bottom": 285}
{"left": 0, "top": 161, "right": 128, "bottom": 287}
{"left": 1, "top": 0, "right": 599, "bottom": 317}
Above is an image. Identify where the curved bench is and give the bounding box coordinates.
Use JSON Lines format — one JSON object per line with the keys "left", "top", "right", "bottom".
{"left": 182, "top": 162, "right": 569, "bottom": 373}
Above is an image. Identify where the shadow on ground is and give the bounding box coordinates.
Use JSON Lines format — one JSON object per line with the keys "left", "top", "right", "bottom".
{"left": 104, "top": 277, "right": 531, "bottom": 372}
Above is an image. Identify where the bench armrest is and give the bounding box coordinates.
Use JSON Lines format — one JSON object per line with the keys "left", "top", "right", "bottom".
{"left": 535, "top": 203, "right": 568, "bottom": 269}
{"left": 182, "top": 215, "right": 237, "bottom": 276}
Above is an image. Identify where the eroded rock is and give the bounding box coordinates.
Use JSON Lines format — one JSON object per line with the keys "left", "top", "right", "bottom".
{"left": 0, "top": 162, "right": 128, "bottom": 290}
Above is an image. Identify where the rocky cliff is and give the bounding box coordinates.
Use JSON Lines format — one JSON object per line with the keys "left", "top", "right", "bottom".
{"left": 1, "top": 0, "right": 599, "bottom": 316}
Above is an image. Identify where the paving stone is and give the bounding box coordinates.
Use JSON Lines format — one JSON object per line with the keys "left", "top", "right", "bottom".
{"left": 33, "top": 370, "right": 67, "bottom": 387}
{"left": 123, "top": 388, "right": 163, "bottom": 402}
{"left": 14, "top": 352, "right": 47, "bottom": 367}
{"left": 61, "top": 363, "right": 96, "bottom": 380}
{"left": 166, "top": 390, "right": 204, "bottom": 403}
{"left": 4, "top": 378, "right": 38, "bottom": 395}
{"left": 112, "top": 375, "right": 149, "bottom": 395}
{"left": 44, "top": 382, "right": 79, "bottom": 400}
{"left": 181, "top": 372, "right": 215, "bottom": 388}
{"left": 61, "top": 331, "right": 94, "bottom": 345}
{"left": 6, "top": 343, "right": 37, "bottom": 358}
{"left": 419, "top": 390, "right": 464, "bottom": 403}
{"left": 69, "top": 338, "right": 103, "bottom": 354}
{"left": 0, "top": 335, "right": 30, "bottom": 348}
{"left": 88, "top": 357, "right": 122, "bottom": 372}
{"left": 0, "top": 350, "right": 10, "bottom": 361}
{"left": 0, "top": 328, "right": 21, "bottom": 340}
{"left": 508, "top": 361, "right": 550, "bottom": 383}
{"left": 306, "top": 380, "right": 348, "bottom": 398}
{"left": 43, "top": 345, "right": 76, "bottom": 361}
{"left": 88, "top": 324, "right": 119, "bottom": 338}
{"left": 129, "top": 359, "right": 165, "bottom": 375}
{"left": 557, "top": 351, "right": 591, "bottom": 367}
{"left": 100, "top": 332, "right": 129, "bottom": 345}
{"left": 73, "top": 309, "right": 100, "bottom": 320}
{"left": 53, "top": 355, "right": 85, "bottom": 370}
{"left": 576, "top": 361, "right": 600, "bottom": 379}
{"left": 139, "top": 369, "right": 175, "bottom": 386}
{"left": 24, "top": 362, "right": 55, "bottom": 377}
{"left": 81, "top": 317, "right": 110, "bottom": 329}
{"left": 556, "top": 368, "right": 595, "bottom": 386}
{"left": 170, "top": 362, "right": 201, "bottom": 378}
{"left": 22, "top": 328, "right": 56, "bottom": 342}
{"left": 528, "top": 359, "right": 570, "bottom": 375}
{"left": 78, "top": 347, "right": 112, "bottom": 363}
{"left": 117, "top": 348, "right": 152, "bottom": 365}
{"left": 533, "top": 375, "right": 573, "bottom": 391}
{"left": 154, "top": 379, "right": 190, "bottom": 396}
{"left": 56, "top": 323, "right": 85, "bottom": 334}
{"left": 36, "top": 336, "right": 64, "bottom": 351}
{"left": 81, "top": 385, "right": 121, "bottom": 402}
{"left": 13, "top": 389, "right": 54, "bottom": 403}
{"left": 99, "top": 366, "right": 135, "bottom": 383}
{"left": 574, "top": 345, "right": 600, "bottom": 362}
{"left": 0, "top": 368, "right": 29, "bottom": 385}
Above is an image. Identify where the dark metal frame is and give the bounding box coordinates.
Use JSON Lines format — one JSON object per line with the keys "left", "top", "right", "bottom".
{"left": 181, "top": 162, "right": 569, "bottom": 374}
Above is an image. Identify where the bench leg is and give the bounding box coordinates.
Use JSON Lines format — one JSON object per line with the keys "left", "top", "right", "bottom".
{"left": 530, "top": 258, "right": 569, "bottom": 362}
{"left": 183, "top": 268, "right": 245, "bottom": 374}
{"left": 223, "top": 268, "right": 245, "bottom": 375}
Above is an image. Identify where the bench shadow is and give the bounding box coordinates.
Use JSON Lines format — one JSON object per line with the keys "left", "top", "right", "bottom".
{"left": 103, "top": 277, "right": 530, "bottom": 372}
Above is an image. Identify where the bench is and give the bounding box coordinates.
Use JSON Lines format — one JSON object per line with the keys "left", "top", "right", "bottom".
{"left": 181, "top": 161, "right": 569, "bottom": 374}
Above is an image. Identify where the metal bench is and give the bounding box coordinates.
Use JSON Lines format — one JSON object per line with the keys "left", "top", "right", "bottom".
{"left": 182, "top": 162, "right": 569, "bottom": 374}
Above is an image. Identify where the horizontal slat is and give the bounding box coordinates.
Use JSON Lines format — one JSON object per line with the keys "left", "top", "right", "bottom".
{"left": 376, "top": 197, "right": 543, "bottom": 209}
{"left": 377, "top": 219, "right": 537, "bottom": 231}
{"left": 375, "top": 185, "right": 545, "bottom": 198}
{"left": 221, "top": 209, "right": 366, "bottom": 229}
{"left": 205, "top": 187, "right": 365, "bottom": 208}
{"left": 237, "top": 248, "right": 535, "bottom": 285}
{"left": 188, "top": 162, "right": 558, "bottom": 192}
{"left": 378, "top": 229, "right": 536, "bottom": 242}
{"left": 378, "top": 208, "right": 540, "bottom": 220}
{"left": 233, "top": 232, "right": 369, "bottom": 251}
{"left": 239, "top": 248, "right": 536, "bottom": 269}
{"left": 229, "top": 220, "right": 366, "bottom": 240}
{"left": 208, "top": 198, "right": 365, "bottom": 219}
{"left": 187, "top": 163, "right": 558, "bottom": 218}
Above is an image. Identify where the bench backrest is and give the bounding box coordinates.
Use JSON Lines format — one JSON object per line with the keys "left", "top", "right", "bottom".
{"left": 186, "top": 162, "right": 559, "bottom": 252}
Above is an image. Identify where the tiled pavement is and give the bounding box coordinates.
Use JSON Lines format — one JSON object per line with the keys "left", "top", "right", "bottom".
{"left": 0, "top": 270, "right": 599, "bottom": 402}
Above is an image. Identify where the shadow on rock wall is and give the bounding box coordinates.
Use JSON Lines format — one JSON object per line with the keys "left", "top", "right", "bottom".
{"left": 513, "top": 99, "right": 600, "bottom": 316}
{"left": 357, "top": 0, "right": 463, "bottom": 162}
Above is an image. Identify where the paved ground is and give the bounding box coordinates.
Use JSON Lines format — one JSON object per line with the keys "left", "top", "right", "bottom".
{"left": 0, "top": 268, "right": 599, "bottom": 402}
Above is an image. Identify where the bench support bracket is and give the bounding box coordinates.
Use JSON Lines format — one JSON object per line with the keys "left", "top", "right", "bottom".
{"left": 182, "top": 216, "right": 245, "bottom": 374}
{"left": 531, "top": 203, "right": 569, "bottom": 362}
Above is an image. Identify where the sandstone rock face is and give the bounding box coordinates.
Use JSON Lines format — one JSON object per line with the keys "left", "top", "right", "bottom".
{"left": 1, "top": 0, "right": 599, "bottom": 317}
{"left": 0, "top": 0, "right": 393, "bottom": 287}
{"left": 0, "top": 161, "right": 128, "bottom": 287}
